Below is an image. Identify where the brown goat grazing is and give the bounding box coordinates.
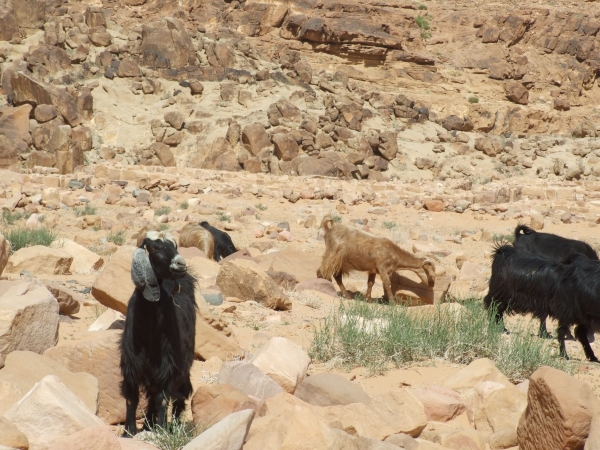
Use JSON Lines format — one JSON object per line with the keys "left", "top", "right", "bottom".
{"left": 135, "top": 223, "right": 161, "bottom": 247}
{"left": 317, "top": 216, "right": 436, "bottom": 302}
{"left": 179, "top": 223, "right": 215, "bottom": 260}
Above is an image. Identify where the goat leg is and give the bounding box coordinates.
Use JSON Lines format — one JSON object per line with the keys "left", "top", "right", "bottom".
{"left": 378, "top": 270, "right": 394, "bottom": 305}
{"left": 557, "top": 325, "right": 571, "bottom": 360}
{"left": 365, "top": 273, "right": 376, "bottom": 303}
{"left": 574, "top": 325, "right": 599, "bottom": 363}
{"left": 537, "top": 315, "right": 552, "bottom": 339}
{"left": 123, "top": 393, "right": 139, "bottom": 437}
{"left": 334, "top": 273, "right": 353, "bottom": 300}
{"left": 155, "top": 391, "right": 168, "bottom": 429}
{"left": 172, "top": 397, "right": 186, "bottom": 421}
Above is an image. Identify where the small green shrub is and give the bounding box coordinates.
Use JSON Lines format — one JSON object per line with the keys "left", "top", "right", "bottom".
{"left": 216, "top": 211, "right": 230, "bottom": 222}
{"left": 155, "top": 206, "right": 171, "bottom": 216}
{"left": 468, "top": 96, "right": 480, "bottom": 104}
{"left": 415, "top": 14, "right": 431, "bottom": 38}
{"left": 179, "top": 201, "right": 189, "bottom": 210}
{"left": 332, "top": 214, "right": 342, "bottom": 223}
{"left": 1, "top": 210, "right": 23, "bottom": 226}
{"left": 3, "top": 226, "right": 59, "bottom": 252}
{"left": 136, "top": 416, "right": 207, "bottom": 450}
{"left": 73, "top": 204, "right": 97, "bottom": 217}
{"left": 256, "top": 203, "right": 268, "bottom": 211}
{"left": 492, "top": 233, "right": 515, "bottom": 243}
{"left": 158, "top": 223, "right": 170, "bottom": 231}
{"left": 107, "top": 230, "right": 126, "bottom": 245}
{"left": 417, "top": 3, "right": 427, "bottom": 9}
{"left": 383, "top": 221, "right": 397, "bottom": 230}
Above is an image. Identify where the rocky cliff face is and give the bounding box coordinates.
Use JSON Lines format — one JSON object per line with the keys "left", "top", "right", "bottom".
{"left": 1, "top": 0, "right": 600, "bottom": 185}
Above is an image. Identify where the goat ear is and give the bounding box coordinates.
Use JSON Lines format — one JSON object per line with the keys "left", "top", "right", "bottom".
{"left": 131, "top": 247, "right": 160, "bottom": 301}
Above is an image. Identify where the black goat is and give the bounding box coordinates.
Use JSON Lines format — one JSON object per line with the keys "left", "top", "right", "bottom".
{"left": 513, "top": 224, "right": 598, "bottom": 338}
{"left": 484, "top": 243, "right": 599, "bottom": 363}
{"left": 199, "top": 221, "right": 237, "bottom": 261}
{"left": 120, "top": 230, "right": 197, "bottom": 436}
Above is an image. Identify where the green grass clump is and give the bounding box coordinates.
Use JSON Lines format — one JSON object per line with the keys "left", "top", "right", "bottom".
{"left": 158, "top": 223, "right": 170, "bottom": 231}
{"left": 1, "top": 210, "right": 23, "bottom": 226}
{"left": 107, "top": 230, "right": 126, "bottom": 245}
{"left": 331, "top": 214, "right": 342, "bottom": 223}
{"left": 137, "top": 417, "right": 206, "bottom": 450}
{"left": 216, "top": 211, "right": 230, "bottom": 222}
{"left": 468, "top": 96, "right": 479, "bottom": 104}
{"left": 3, "top": 226, "right": 59, "bottom": 252}
{"left": 155, "top": 206, "right": 172, "bottom": 216}
{"left": 493, "top": 233, "right": 515, "bottom": 243}
{"left": 383, "top": 221, "right": 397, "bottom": 230}
{"left": 417, "top": 3, "right": 427, "bottom": 9}
{"left": 73, "top": 204, "right": 97, "bottom": 216}
{"left": 179, "top": 201, "right": 189, "bottom": 210}
{"left": 256, "top": 203, "right": 268, "bottom": 211}
{"left": 415, "top": 14, "right": 431, "bottom": 38}
{"left": 310, "top": 299, "right": 570, "bottom": 381}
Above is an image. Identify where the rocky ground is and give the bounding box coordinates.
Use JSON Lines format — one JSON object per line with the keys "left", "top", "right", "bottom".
{"left": 3, "top": 0, "right": 600, "bottom": 448}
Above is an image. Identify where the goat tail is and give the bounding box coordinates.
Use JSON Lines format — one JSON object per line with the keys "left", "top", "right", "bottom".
{"left": 322, "top": 215, "right": 334, "bottom": 232}
{"left": 514, "top": 223, "right": 534, "bottom": 241}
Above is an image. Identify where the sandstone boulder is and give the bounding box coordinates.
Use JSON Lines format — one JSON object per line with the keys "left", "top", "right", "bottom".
{"left": 140, "top": 18, "right": 195, "bottom": 69}
{"left": 0, "top": 378, "right": 22, "bottom": 416}
{"left": 471, "top": 382, "right": 526, "bottom": 437}
{"left": 0, "top": 3, "right": 19, "bottom": 41}
{"left": 517, "top": 366, "right": 600, "bottom": 450}
{"left": 13, "top": 0, "right": 45, "bottom": 29}
{"left": 11, "top": 71, "right": 81, "bottom": 127}
{"left": 49, "top": 425, "right": 121, "bottom": 450}
{"left": 117, "top": 57, "right": 141, "bottom": 77}
{"left": 272, "top": 134, "right": 299, "bottom": 161}
{"left": 51, "top": 238, "right": 104, "bottom": 274}
{"left": 504, "top": 81, "right": 529, "bottom": 105}
{"left": 216, "top": 259, "right": 292, "bottom": 311}
{"left": 5, "top": 375, "right": 104, "bottom": 450}
{"left": 44, "top": 330, "right": 129, "bottom": 424}
{"left": 294, "top": 373, "right": 371, "bottom": 407}
{"left": 195, "top": 309, "right": 245, "bottom": 361}
{"left": 191, "top": 384, "right": 257, "bottom": 427}
{"left": 218, "top": 361, "right": 285, "bottom": 402}
{"left": 91, "top": 245, "right": 137, "bottom": 314}
{"left": 182, "top": 409, "right": 255, "bottom": 450}
{"left": 88, "top": 308, "right": 125, "bottom": 331}
{"left": 0, "top": 416, "right": 28, "bottom": 450}
{"left": 251, "top": 337, "right": 310, "bottom": 394}
{"left": 256, "top": 247, "right": 322, "bottom": 283}
{"left": 411, "top": 386, "right": 465, "bottom": 422}
{"left": 0, "top": 350, "right": 98, "bottom": 414}
{"left": 295, "top": 278, "right": 337, "bottom": 297}
{"left": 442, "top": 358, "right": 512, "bottom": 393}
{"left": 242, "top": 123, "right": 271, "bottom": 156}
{"left": 6, "top": 245, "right": 73, "bottom": 276}
{"left": 0, "top": 281, "right": 59, "bottom": 355}
{"left": 46, "top": 283, "right": 82, "bottom": 315}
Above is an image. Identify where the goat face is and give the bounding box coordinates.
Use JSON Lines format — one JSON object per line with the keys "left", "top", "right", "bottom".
{"left": 143, "top": 231, "right": 187, "bottom": 280}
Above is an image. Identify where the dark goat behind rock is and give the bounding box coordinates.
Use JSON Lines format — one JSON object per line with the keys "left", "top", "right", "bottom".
{"left": 513, "top": 224, "right": 598, "bottom": 338}
{"left": 199, "top": 221, "right": 237, "bottom": 261}
{"left": 120, "top": 231, "right": 197, "bottom": 436}
{"left": 484, "top": 243, "right": 600, "bottom": 363}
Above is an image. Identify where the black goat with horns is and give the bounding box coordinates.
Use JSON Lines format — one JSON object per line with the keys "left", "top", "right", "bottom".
{"left": 513, "top": 224, "right": 598, "bottom": 339}
{"left": 485, "top": 242, "right": 600, "bottom": 363}
{"left": 119, "top": 230, "right": 197, "bottom": 436}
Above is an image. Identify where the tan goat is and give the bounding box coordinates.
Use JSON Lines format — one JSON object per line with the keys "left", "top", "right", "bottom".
{"left": 179, "top": 223, "right": 215, "bottom": 260}
{"left": 317, "top": 215, "right": 436, "bottom": 303}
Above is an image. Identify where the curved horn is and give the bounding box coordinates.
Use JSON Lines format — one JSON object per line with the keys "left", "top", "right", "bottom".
{"left": 131, "top": 247, "right": 160, "bottom": 301}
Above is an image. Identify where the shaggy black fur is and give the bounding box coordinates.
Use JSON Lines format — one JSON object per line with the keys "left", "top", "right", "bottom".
{"left": 513, "top": 224, "right": 599, "bottom": 338}
{"left": 120, "top": 237, "right": 197, "bottom": 437}
{"left": 199, "top": 221, "right": 237, "bottom": 261}
{"left": 485, "top": 243, "right": 600, "bottom": 363}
